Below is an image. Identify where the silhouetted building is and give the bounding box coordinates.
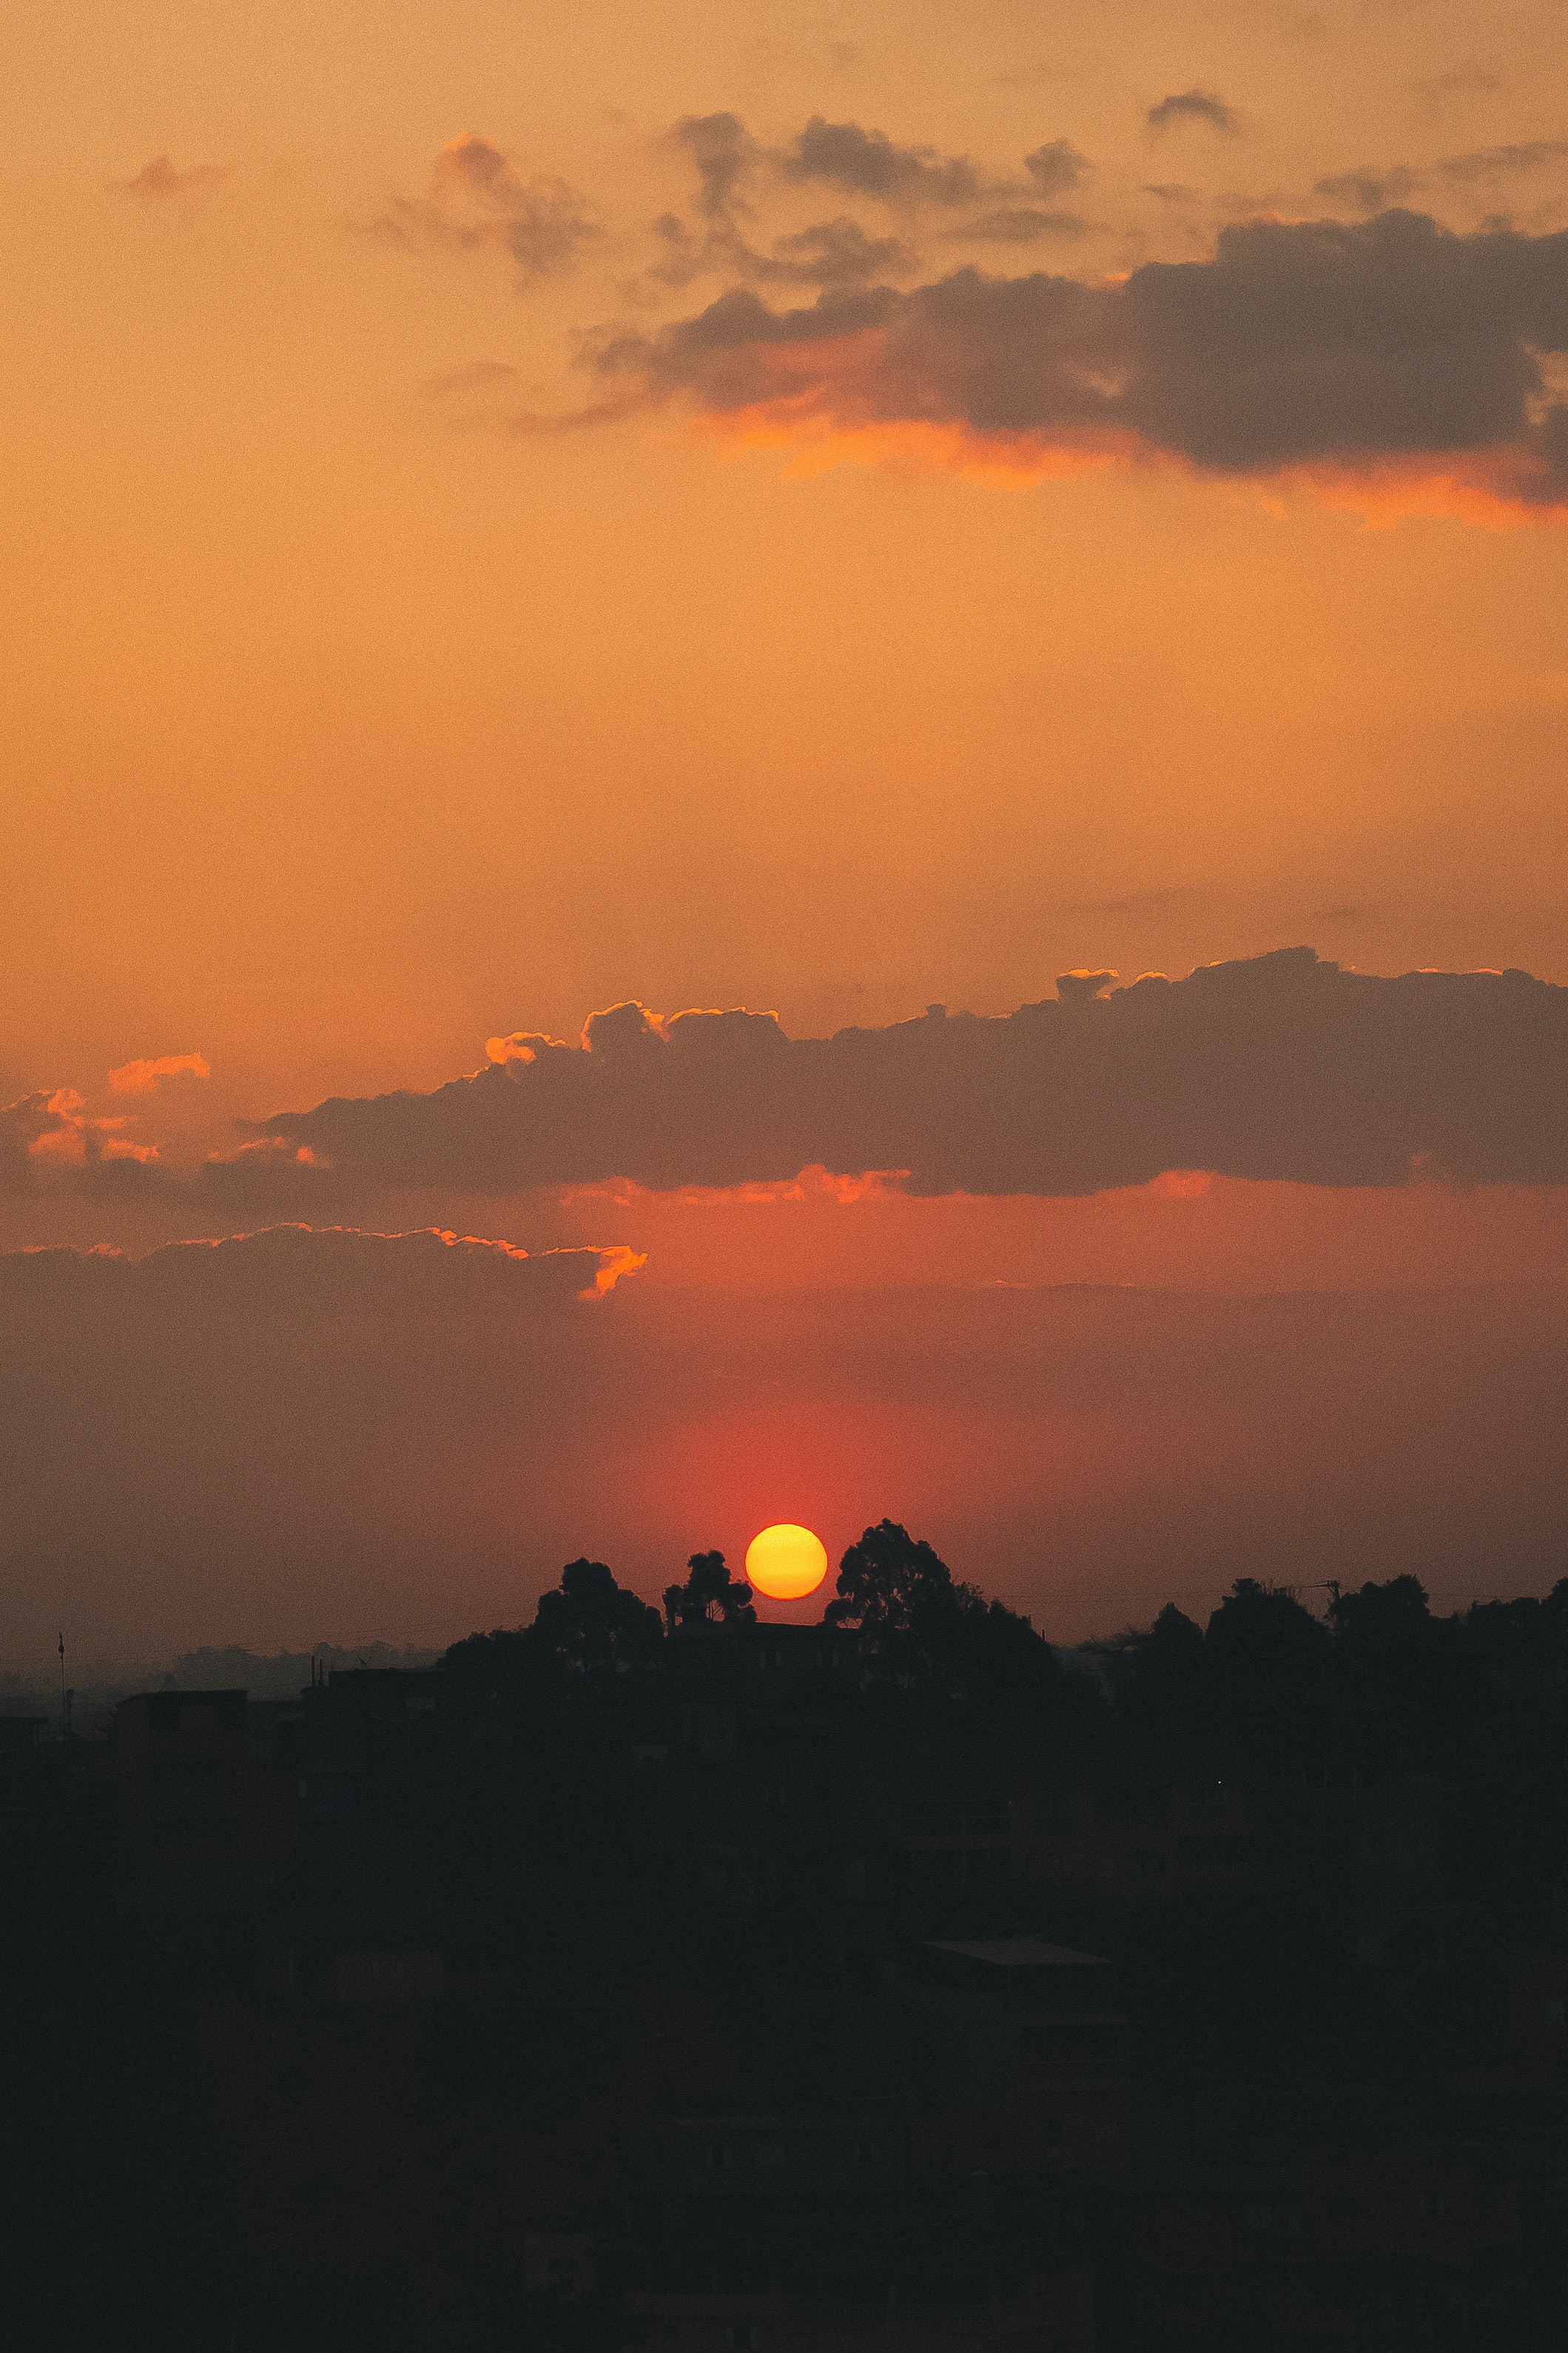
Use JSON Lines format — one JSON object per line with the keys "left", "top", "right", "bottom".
{"left": 906, "top": 1940, "right": 1131, "bottom": 2184}
{"left": 115, "top": 1688, "right": 249, "bottom": 1858}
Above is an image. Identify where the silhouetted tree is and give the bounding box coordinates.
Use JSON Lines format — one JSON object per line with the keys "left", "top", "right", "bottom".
{"left": 662, "top": 1549, "right": 757, "bottom": 1631}
{"left": 1329, "top": 1573, "right": 1431, "bottom": 1658}
{"left": 440, "top": 1622, "right": 544, "bottom": 1707}
{"left": 1205, "top": 1576, "right": 1333, "bottom": 1770}
{"left": 825, "top": 1520, "right": 974, "bottom": 1642}
{"left": 1208, "top": 1577, "right": 1330, "bottom": 1675}
{"left": 823, "top": 1520, "right": 1057, "bottom": 1713}
{"left": 952, "top": 1593, "right": 1062, "bottom": 1708}
{"left": 1463, "top": 1579, "right": 1568, "bottom": 1681}
{"left": 1128, "top": 1602, "right": 1208, "bottom": 1754}
{"left": 1329, "top": 1574, "right": 1436, "bottom": 1753}
{"left": 534, "top": 1558, "right": 663, "bottom": 1675}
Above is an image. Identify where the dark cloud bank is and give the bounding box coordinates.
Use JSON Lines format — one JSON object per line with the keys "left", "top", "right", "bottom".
{"left": 0, "top": 1226, "right": 643, "bottom": 1648}
{"left": 250, "top": 952, "right": 1568, "bottom": 1198}
{"left": 0, "top": 1224, "right": 636, "bottom": 1312}
{"left": 596, "top": 208, "right": 1568, "bottom": 502}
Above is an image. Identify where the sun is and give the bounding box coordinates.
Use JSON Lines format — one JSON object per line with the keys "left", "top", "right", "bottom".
{"left": 744, "top": 1523, "right": 830, "bottom": 1602}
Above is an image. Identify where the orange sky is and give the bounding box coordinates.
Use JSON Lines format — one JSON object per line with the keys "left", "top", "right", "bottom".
{"left": 4, "top": 4, "right": 1568, "bottom": 1659}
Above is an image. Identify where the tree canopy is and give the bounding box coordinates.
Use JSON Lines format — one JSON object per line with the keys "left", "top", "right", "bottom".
{"left": 532, "top": 1557, "right": 664, "bottom": 1676}
{"left": 662, "top": 1550, "right": 756, "bottom": 1631}
{"left": 824, "top": 1519, "right": 973, "bottom": 1641}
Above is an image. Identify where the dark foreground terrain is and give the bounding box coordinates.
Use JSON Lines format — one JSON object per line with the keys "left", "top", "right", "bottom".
{"left": 4, "top": 1528, "right": 1567, "bottom": 2350}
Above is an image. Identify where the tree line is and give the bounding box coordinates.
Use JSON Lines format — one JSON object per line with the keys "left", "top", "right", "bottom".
{"left": 443, "top": 1520, "right": 1568, "bottom": 1782}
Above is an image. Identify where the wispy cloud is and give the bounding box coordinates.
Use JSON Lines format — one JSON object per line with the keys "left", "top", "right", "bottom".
{"left": 366, "top": 134, "right": 601, "bottom": 283}
{"left": 1437, "top": 138, "right": 1568, "bottom": 186}
{"left": 947, "top": 207, "right": 1088, "bottom": 246}
{"left": 121, "top": 155, "right": 227, "bottom": 198}
{"left": 1410, "top": 64, "right": 1501, "bottom": 101}
{"left": 1313, "top": 166, "right": 1419, "bottom": 213}
{"left": 671, "top": 113, "right": 761, "bottom": 221}
{"left": 1315, "top": 141, "right": 1568, "bottom": 216}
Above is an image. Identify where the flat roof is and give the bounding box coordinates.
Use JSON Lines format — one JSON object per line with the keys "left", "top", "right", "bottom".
{"left": 926, "top": 1938, "right": 1110, "bottom": 1967}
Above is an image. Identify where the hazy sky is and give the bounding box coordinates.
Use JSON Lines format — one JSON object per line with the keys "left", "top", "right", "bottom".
{"left": 4, "top": 4, "right": 1567, "bottom": 1662}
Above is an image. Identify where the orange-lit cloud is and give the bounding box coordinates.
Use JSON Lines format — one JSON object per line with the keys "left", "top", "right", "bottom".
{"left": 596, "top": 211, "right": 1568, "bottom": 517}
{"left": 412, "top": 1224, "right": 637, "bottom": 1275}
{"left": 3, "top": 1088, "right": 158, "bottom": 1183}
{"left": 546, "top": 1168, "right": 1568, "bottom": 1300}
{"left": 581, "top": 1242, "right": 648, "bottom": 1297}
{"left": 562, "top": 1165, "right": 909, "bottom": 1212}
{"left": 14, "top": 954, "right": 1568, "bottom": 1221}
{"left": 107, "top": 1052, "right": 211, "bottom": 1095}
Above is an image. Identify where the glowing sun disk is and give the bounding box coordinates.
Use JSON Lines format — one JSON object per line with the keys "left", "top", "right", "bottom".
{"left": 745, "top": 1523, "right": 829, "bottom": 1601}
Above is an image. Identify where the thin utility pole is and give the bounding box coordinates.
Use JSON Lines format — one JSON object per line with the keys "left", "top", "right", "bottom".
{"left": 58, "top": 1632, "right": 68, "bottom": 1742}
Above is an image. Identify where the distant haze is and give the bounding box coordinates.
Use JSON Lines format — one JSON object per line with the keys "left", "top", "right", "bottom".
{"left": 4, "top": 1221, "right": 1564, "bottom": 1663}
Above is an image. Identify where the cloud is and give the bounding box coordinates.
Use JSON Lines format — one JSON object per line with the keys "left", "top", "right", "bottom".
{"left": 368, "top": 135, "right": 600, "bottom": 281}
{"left": 121, "top": 155, "right": 226, "bottom": 198}
{"left": 950, "top": 207, "right": 1088, "bottom": 246}
{"left": 1146, "top": 90, "right": 1239, "bottom": 137}
{"left": 1, "top": 1090, "right": 158, "bottom": 1190}
{"left": 107, "top": 1053, "right": 210, "bottom": 1095}
{"left": 780, "top": 116, "right": 986, "bottom": 207}
{"left": 1410, "top": 66, "right": 1501, "bottom": 100}
{"left": 673, "top": 112, "right": 761, "bottom": 221}
{"left": 1438, "top": 140, "right": 1568, "bottom": 186}
{"left": 0, "top": 1090, "right": 363, "bottom": 1212}
{"left": 590, "top": 209, "right": 1568, "bottom": 512}
{"left": 1, "top": 1095, "right": 56, "bottom": 1191}
{"left": 243, "top": 951, "right": 1568, "bottom": 1200}
{"left": 653, "top": 117, "right": 918, "bottom": 295}
{"left": 764, "top": 216, "right": 917, "bottom": 286}
{"left": 0, "top": 1222, "right": 639, "bottom": 1312}
{"left": 650, "top": 115, "right": 1090, "bottom": 301}
{"left": 1313, "top": 166, "right": 1420, "bottom": 214}
{"left": 1313, "top": 143, "right": 1568, "bottom": 218}
{"left": 1023, "top": 141, "right": 1091, "bottom": 197}
{"left": 423, "top": 360, "right": 519, "bottom": 396}
{"left": 0, "top": 1226, "right": 645, "bottom": 1649}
